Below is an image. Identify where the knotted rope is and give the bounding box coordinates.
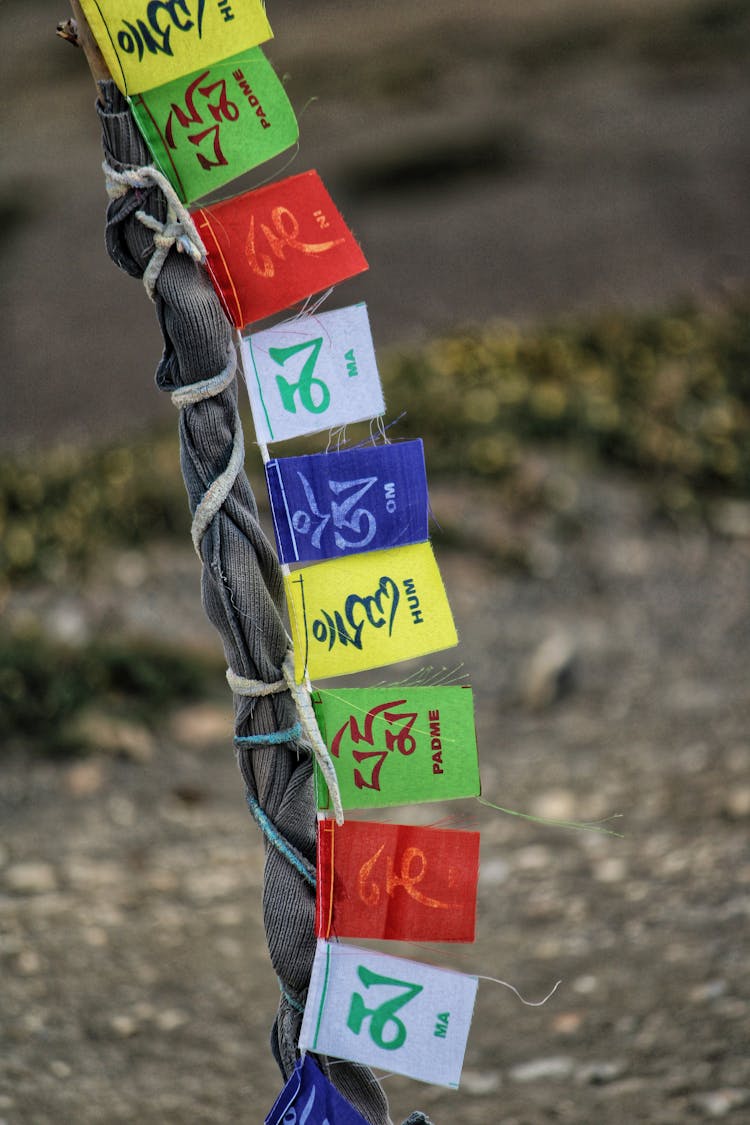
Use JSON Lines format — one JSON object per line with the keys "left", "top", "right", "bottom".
{"left": 94, "top": 82, "right": 431, "bottom": 1124}
{"left": 102, "top": 161, "right": 205, "bottom": 298}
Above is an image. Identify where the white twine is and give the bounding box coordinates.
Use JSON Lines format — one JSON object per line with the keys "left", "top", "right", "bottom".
{"left": 226, "top": 652, "right": 345, "bottom": 826}
{"left": 190, "top": 416, "right": 246, "bottom": 556}
{"left": 102, "top": 161, "right": 206, "bottom": 299}
{"left": 170, "top": 346, "right": 237, "bottom": 408}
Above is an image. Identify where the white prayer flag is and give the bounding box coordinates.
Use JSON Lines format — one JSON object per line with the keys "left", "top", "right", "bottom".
{"left": 300, "top": 941, "right": 478, "bottom": 1088}
{"left": 240, "top": 304, "right": 385, "bottom": 444}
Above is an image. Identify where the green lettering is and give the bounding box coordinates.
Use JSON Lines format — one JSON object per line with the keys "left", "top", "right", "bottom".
{"left": 346, "top": 966, "right": 423, "bottom": 1051}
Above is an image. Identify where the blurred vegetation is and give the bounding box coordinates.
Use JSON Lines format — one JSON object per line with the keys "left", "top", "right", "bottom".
{"left": 2, "top": 296, "right": 749, "bottom": 754}
{"left": 2, "top": 297, "right": 750, "bottom": 589}
{"left": 0, "top": 627, "right": 224, "bottom": 756}
{"left": 384, "top": 297, "right": 750, "bottom": 515}
{"left": 0, "top": 434, "right": 190, "bottom": 586}
{"left": 284, "top": 0, "right": 750, "bottom": 107}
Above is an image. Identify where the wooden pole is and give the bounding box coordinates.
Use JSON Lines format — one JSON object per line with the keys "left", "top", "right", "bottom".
{"left": 57, "top": 1, "right": 111, "bottom": 100}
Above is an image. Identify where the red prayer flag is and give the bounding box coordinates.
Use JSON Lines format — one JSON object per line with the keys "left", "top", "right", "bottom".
{"left": 192, "top": 170, "right": 368, "bottom": 327}
{"left": 316, "top": 819, "right": 480, "bottom": 943}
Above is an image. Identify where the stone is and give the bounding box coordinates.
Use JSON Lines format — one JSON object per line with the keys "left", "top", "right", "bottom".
{"left": 155, "top": 1009, "right": 188, "bottom": 1032}
{"left": 531, "top": 789, "right": 577, "bottom": 822}
{"left": 16, "top": 950, "right": 41, "bottom": 975}
{"left": 170, "top": 703, "right": 233, "bottom": 747}
{"left": 109, "top": 1014, "right": 138, "bottom": 1038}
{"left": 692, "top": 1089, "right": 750, "bottom": 1117}
{"left": 724, "top": 787, "right": 750, "bottom": 819}
{"left": 710, "top": 499, "right": 750, "bottom": 538}
{"left": 461, "top": 1069, "right": 501, "bottom": 1095}
{"left": 479, "top": 857, "right": 510, "bottom": 885}
{"left": 521, "top": 633, "right": 577, "bottom": 709}
{"left": 593, "top": 856, "right": 628, "bottom": 883}
{"left": 64, "top": 761, "right": 105, "bottom": 797}
{"left": 5, "top": 863, "right": 57, "bottom": 895}
{"left": 508, "top": 1056, "right": 574, "bottom": 1082}
{"left": 552, "top": 1011, "right": 584, "bottom": 1035}
{"left": 575, "top": 1059, "right": 628, "bottom": 1085}
{"left": 70, "top": 710, "right": 155, "bottom": 762}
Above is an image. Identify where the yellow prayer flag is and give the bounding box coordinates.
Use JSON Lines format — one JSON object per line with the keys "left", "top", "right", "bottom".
{"left": 284, "top": 543, "right": 458, "bottom": 682}
{"left": 79, "top": 0, "right": 273, "bottom": 95}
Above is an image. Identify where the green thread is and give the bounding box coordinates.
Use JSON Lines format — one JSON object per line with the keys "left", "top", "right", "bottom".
{"left": 477, "top": 796, "right": 624, "bottom": 838}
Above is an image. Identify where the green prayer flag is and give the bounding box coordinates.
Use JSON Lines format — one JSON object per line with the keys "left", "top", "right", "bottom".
{"left": 130, "top": 47, "right": 298, "bottom": 204}
{"left": 312, "top": 686, "right": 481, "bottom": 812}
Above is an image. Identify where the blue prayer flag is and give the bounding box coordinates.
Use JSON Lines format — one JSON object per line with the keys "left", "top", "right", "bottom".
{"left": 266, "top": 440, "right": 429, "bottom": 564}
{"left": 265, "top": 1055, "right": 371, "bottom": 1124}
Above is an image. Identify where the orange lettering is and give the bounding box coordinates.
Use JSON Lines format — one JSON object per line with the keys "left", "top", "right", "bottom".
{"left": 357, "top": 844, "right": 451, "bottom": 910}
{"left": 245, "top": 206, "right": 345, "bottom": 278}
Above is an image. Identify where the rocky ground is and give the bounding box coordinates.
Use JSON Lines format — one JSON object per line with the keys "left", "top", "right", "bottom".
{"left": 2, "top": 461, "right": 750, "bottom": 1124}
{"left": 2, "top": 0, "right": 750, "bottom": 1122}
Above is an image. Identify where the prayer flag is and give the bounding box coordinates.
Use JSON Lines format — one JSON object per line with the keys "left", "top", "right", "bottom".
{"left": 300, "top": 941, "right": 478, "bottom": 1088}
{"left": 194, "top": 171, "right": 368, "bottom": 327}
{"left": 316, "top": 819, "right": 480, "bottom": 942}
{"left": 265, "top": 1056, "right": 370, "bottom": 1125}
{"left": 78, "top": 0, "right": 272, "bottom": 96}
{"left": 265, "top": 440, "right": 428, "bottom": 562}
{"left": 130, "top": 47, "right": 298, "bottom": 204}
{"left": 242, "top": 304, "right": 383, "bottom": 444}
{"left": 284, "top": 543, "right": 458, "bottom": 682}
{"left": 312, "top": 686, "right": 480, "bottom": 812}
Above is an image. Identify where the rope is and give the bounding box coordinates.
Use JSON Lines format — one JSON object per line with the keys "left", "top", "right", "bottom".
{"left": 96, "top": 80, "right": 399, "bottom": 1125}
{"left": 188, "top": 408, "right": 245, "bottom": 555}
{"left": 246, "top": 792, "right": 316, "bottom": 888}
{"left": 234, "top": 722, "right": 302, "bottom": 747}
{"left": 228, "top": 653, "right": 345, "bottom": 826}
{"left": 282, "top": 652, "right": 344, "bottom": 826}
{"left": 102, "top": 160, "right": 206, "bottom": 299}
{"left": 170, "top": 351, "right": 237, "bottom": 408}
{"left": 166, "top": 341, "right": 245, "bottom": 556}
{"left": 226, "top": 668, "right": 287, "bottom": 697}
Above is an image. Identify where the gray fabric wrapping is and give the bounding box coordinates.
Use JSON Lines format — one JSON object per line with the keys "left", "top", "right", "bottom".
{"left": 94, "top": 82, "right": 435, "bottom": 1125}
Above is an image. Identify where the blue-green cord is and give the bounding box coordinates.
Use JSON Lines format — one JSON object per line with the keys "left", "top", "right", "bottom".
{"left": 235, "top": 721, "right": 302, "bottom": 747}
{"left": 278, "top": 979, "right": 306, "bottom": 1014}
{"left": 245, "top": 792, "right": 316, "bottom": 888}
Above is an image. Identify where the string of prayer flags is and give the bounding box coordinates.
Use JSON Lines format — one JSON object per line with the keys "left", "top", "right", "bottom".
{"left": 241, "top": 304, "right": 384, "bottom": 445}
{"left": 130, "top": 46, "right": 298, "bottom": 204}
{"left": 300, "top": 941, "right": 478, "bottom": 1088}
{"left": 265, "top": 440, "right": 428, "bottom": 563}
{"left": 265, "top": 1056, "right": 371, "bottom": 1125}
{"left": 78, "top": 0, "right": 273, "bottom": 96}
{"left": 316, "top": 819, "right": 480, "bottom": 943}
{"left": 194, "top": 171, "right": 368, "bottom": 328}
{"left": 86, "top": 0, "right": 535, "bottom": 1116}
{"left": 284, "top": 542, "right": 458, "bottom": 683}
{"left": 312, "top": 686, "right": 480, "bottom": 812}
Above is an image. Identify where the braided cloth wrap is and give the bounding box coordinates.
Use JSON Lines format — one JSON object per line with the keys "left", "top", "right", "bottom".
{"left": 95, "top": 83, "right": 433, "bottom": 1125}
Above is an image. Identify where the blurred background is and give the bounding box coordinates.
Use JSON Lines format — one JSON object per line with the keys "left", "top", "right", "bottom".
{"left": 2, "top": 1, "right": 749, "bottom": 1122}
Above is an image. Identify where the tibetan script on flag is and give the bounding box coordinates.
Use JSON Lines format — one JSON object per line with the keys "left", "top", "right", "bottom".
{"left": 130, "top": 47, "right": 298, "bottom": 203}
{"left": 284, "top": 543, "right": 458, "bottom": 682}
{"left": 242, "top": 304, "right": 383, "bottom": 444}
{"left": 265, "top": 1056, "right": 370, "bottom": 1125}
{"left": 312, "top": 685, "right": 480, "bottom": 811}
{"left": 300, "top": 941, "right": 478, "bottom": 1088}
{"left": 194, "top": 171, "right": 368, "bottom": 328}
{"left": 265, "top": 440, "right": 427, "bottom": 561}
{"left": 79, "top": 0, "right": 272, "bottom": 95}
{"left": 316, "top": 819, "right": 480, "bottom": 942}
